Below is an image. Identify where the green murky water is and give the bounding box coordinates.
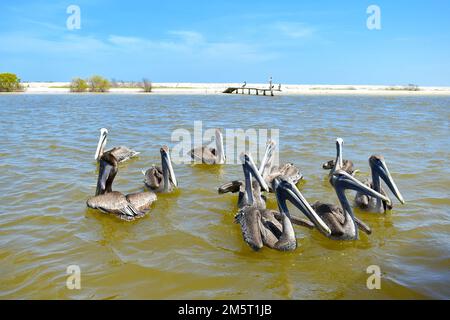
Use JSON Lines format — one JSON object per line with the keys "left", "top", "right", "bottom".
{"left": 1, "top": 94, "right": 449, "bottom": 299}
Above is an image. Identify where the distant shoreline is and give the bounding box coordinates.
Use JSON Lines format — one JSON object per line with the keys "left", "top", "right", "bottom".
{"left": 3, "top": 82, "right": 450, "bottom": 95}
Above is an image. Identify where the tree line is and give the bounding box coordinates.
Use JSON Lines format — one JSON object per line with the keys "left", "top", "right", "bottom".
{"left": 0, "top": 73, "right": 152, "bottom": 93}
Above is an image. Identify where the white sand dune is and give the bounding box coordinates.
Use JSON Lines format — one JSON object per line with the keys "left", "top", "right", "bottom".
{"left": 13, "top": 82, "right": 450, "bottom": 95}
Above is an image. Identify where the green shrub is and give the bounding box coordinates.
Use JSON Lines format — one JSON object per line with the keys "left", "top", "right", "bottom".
{"left": 0, "top": 73, "right": 23, "bottom": 92}
{"left": 142, "top": 78, "right": 152, "bottom": 92}
{"left": 70, "top": 78, "right": 89, "bottom": 92}
{"left": 88, "top": 75, "right": 110, "bottom": 92}
{"left": 407, "top": 84, "right": 419, "bottom": 91}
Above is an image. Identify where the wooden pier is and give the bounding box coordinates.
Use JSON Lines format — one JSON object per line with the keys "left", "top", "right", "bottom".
{"left": 223, "top": 79, "right": 282, "bottom": 96}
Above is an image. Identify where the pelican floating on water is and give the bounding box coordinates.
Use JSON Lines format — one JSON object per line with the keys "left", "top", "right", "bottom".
{"left": 322, "top": 138, "right": 357, "bottom": 176}
{"left": 234, "top": 154, "right": 329, "bottom": 251}
{"left": 143, "top": 145, "right": 178, "bottom": 193}
{"left": 94, "top": 128, "right": 139, "bottom": 163}
{"left": 189, "top": 129, "right": 225, "bottom": 164}
{"left": 312, "top": 170, "right": 390, "bottom": 240}
{"left": 87, "top": 151, "right": 157, "bottom": 221}
{"left": 235, "top": 153, "right": 295, "bottom": 251}
{"left": 354, "top": 155, "right": 405, "bottom": 213}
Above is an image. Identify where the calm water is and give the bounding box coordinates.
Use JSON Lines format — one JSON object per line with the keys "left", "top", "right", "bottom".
{"left": 0, "top": 94, "right": 449, "bottom": 299}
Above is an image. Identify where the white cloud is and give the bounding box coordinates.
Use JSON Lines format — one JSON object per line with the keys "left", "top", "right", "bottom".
{"left": 272, "top": 22, "right": 315, "bottom": 39}
{"left": 168, "top": 30, "right": 205, "bottom": 45}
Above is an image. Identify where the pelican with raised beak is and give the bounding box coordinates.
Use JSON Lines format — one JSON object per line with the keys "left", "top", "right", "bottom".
{"left": 94, "top": 128, "right": 139, "bottom": 163}
{"left": 235, "top": 153, "right": 330, "bottom": 251}
{"left": 355, "top": 155, "right": 405, "bottom": 213}
{"left": 189, "top": 129, "right": 225, "bottom": 164}
{"left": 143, "top": 145, "right": 178, "bottom": 193}
{"left": 312, "top": 170, "right": 391, "bottom": 240}
{"left": 87, "top": 151, "right": 156, "bottom": 221}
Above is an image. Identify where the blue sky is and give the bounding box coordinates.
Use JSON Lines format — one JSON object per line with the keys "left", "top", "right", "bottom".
{"left": 0, "top": 0, "right": 449, "bottom": 85}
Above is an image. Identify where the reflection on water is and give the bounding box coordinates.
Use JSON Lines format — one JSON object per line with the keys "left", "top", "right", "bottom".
{"left": 0, "top": 94, "right": 449, "bottom": 299}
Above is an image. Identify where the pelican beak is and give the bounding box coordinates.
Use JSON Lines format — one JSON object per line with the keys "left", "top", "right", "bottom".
{"left": 161, "top": 145, "right": 177, "bottom": 187}
{"left": 96, "top": 160, "right": 113, "bottom": 196}
{"left": 259, "top": 139, "right": 276, "bottom": 175}
{"left": 215, "top": 129, "right": 225, "bottom": 164}
{"left": 275, "top": 178, "right": 331, "bottom": 236}
{"left": 94, "top": 128, "right": 108, "bottom": 160}
{"left": 333, "top": 170, "right": 391, "bottom": 204}
{"left": 373, "top": 158, "right": 405, "bottom": 204}
{"left": 241, "top": 153, "right": 269, "bottom": 192}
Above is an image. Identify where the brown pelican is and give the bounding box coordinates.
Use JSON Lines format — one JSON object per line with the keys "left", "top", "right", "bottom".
{"left": 217, "top": 139, "right": 302, "bottom": 194}
{"left": 355, "top": 155, "right": 405, "bottom": 213}
{"left": 234, "top": 154, "right": 330, "bottom": 251}
{"left": 189, "top": 129, "right": 225, "bottom": 164}
{"left": 143, "top": 145, "right": 178, "bottom": 193}
{"left": 322, "top": 138, "right": 358, "bottom": 176}
{"left": 86, "top": 151, "right": 157, "bottom": 221}
{"left": 312, "top": 170, "right": 390, "bottom": 240}
{"left": 94, "top": 128, "right": 139, "bottom": 163}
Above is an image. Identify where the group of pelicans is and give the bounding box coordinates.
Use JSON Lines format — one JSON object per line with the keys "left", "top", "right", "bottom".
{"left": 87, "top": 128, "right": 405, "bottom": 252}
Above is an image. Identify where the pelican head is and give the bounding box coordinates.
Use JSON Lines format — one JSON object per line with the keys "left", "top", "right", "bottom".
{"left": 330, "top": 169, "right": 391, "bottom": 239}
{"left": 95, "top": 128, "right": 109, "bottom": 160}
{"left": 160, "top": 145, "right": 178, "bottom": 191}
{"left": 272, "top": 175, "right": 332, "bottom": 236}
{"left": 331, "top": 170, "right": 391, "bottom": 206}
{"left": 239, "top": 153, "right": 269, "bottom": 207}
{"left": 369, "top": 155, "right": 405, "bottom": 204}
{"left": 95, "top": 152, "right": 118, "bottom": 196}
{"left": 322, "top": 159, "right": 335, "bottom": 170}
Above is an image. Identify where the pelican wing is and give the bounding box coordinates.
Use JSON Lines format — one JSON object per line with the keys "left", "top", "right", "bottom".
{"left": 275, "top": 163, "right": 303, "bottom": 185}
{"left": 323, "top": 159, "right": 356, "bottom": 175}
{"left": 218, "top": 180, "right": 243, "bottom": 194}
{"left": 235, "top": 207, "right": 264, "bottom": 251}
{"left": 126, "top": 192, "right": 157, "bottom": 214}
{"left": 261, "top": 210, "right": 283, "bottom": 238}
{"left": 312, "top": 201, "right": 346, "bottom": 236}
{"left": 86, "top": 192, "right": 140, "bottom": 219}
{"left": 110, "top": 146, "right": 140, "bottom": 163}
{"left": 264, "top": 163, "right": 303, "bottom": 191}
{"left": 258, "top": 217, "right": 280, "bottom": 249}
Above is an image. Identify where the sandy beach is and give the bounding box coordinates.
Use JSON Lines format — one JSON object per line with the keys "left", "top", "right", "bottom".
{"left": 12, "top": 82, "right": 450, "bottom": 95}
